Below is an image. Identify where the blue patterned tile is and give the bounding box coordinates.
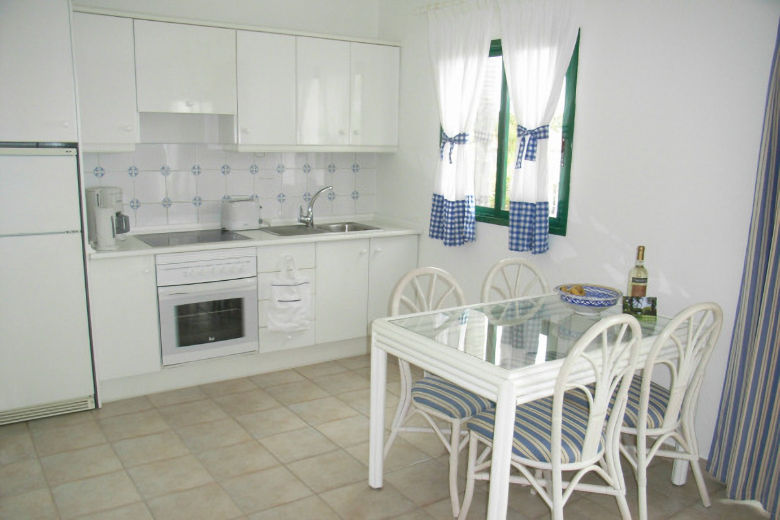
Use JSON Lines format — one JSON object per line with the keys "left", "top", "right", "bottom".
{"left": 128, "top": 165, "right": 138, "bottom": 177}
{"left": 327, "top": 191, "right": 336, "bottom": 201}
{"left": 250, "top": 164, "right": 259, "bottom": 175}
{"left": 191, "top": 164, "right": 202, "bottom": 176}
{"left": 160, "top": 165, "right": 171, "bottom": 177}
{"left": 161, "top": 197, "right": 172, "bottom": 208}
{"left": 328, "top": 163, "right": 336, "bottom": 174}
{"left": 93, "top": 166, "right": 105, "bottom": 178}
{"left": 221, "top": 164, "right": 231, "bottom": 176}
{"left": 276, "top": 163, "right": 285, "bottom": 174}
{"left": 351, "top": 190, "right": 360, "bottom": 200}
{"left": 276, "top": 193, "right": 286, "bottom": 203}
{"left": 129, "top": 198, "right": 140, "bottom": 210}
{"left": 192, "top": 196, "right": 202, "bottom": 207}
{"left": 303, "top": 163, "right": 311, "bottom": 174}
{"left": 352, "top": 162, "right": 360, "bottom": 173}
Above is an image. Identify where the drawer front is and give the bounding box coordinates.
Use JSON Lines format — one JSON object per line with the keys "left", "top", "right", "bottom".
{"left": 259, "top": 326, "right": 316, "bottom": 352}
{"left": 257, "top": 243, "right": 315, "bottom": 273}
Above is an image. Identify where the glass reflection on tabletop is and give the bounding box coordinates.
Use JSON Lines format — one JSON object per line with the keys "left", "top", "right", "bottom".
{"left": 387, "top": 294, "right": 668, "bottom": 370}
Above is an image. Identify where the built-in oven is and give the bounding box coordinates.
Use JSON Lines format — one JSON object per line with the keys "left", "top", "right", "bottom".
{"left": 156, "top": 248, "right": 258, "bottom": 366}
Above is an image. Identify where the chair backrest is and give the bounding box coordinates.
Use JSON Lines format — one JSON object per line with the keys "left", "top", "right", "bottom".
{"left": 481, "top": 257, "right": 550, "bottom": 302}
{"left": 389, "top": 266, "right": 466, "bottom": 316}
{"left": 637, "top": 302, "right": 723, "bottom": 433}
{"left": 554, "top": 313, "right": 642, "bottom": 464}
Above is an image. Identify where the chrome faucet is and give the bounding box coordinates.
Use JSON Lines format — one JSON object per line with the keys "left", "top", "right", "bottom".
{"left": 299, "top": 186, "right": 333, "bottom": 227}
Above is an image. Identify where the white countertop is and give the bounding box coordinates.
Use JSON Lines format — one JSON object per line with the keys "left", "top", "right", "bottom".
{"left": 87, "top": 218, "right": 421, "bottom": 260}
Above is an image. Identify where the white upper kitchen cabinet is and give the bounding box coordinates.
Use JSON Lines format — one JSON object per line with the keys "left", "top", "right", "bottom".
{"left": 134, "top": 20, "right": 236, "bottom": 114}
{"left": 350, "top": 43, "right": 400, "bottom": 147}
{"left": 237, "top": 31, "right": 296, "bottom": 147}
{"left": 0, "top": 0, "right": 77, "bottom": 142}
{"left": 72, "top": 13, "right": 138, "bottom": 151}
{"left": 297, "top": 37, "right": 351, "bottom": 146}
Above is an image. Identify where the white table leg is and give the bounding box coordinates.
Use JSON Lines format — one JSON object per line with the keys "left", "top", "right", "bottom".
{"left": 369, "top": 343, "right": 387, "bottom": 488}
{"left": 487, "top": 380, "right": 515, "bottom": 520}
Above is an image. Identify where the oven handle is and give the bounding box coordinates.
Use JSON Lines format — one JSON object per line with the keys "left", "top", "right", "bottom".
{"left": 158, "top": 277, "right": 257, "bottom": 299}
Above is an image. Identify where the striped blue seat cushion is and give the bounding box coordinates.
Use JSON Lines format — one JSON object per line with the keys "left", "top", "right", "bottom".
{"left": 411, "top": 375, "right": 493, "bottom": 419}
{"left": 467, "top": 395, "right": 600, "bottom": 464}
{"left": 623, "top": 375, "right": 671, "bottom": 430}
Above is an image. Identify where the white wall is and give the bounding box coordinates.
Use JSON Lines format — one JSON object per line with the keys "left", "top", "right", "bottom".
{"left": 72, "top": 0, "right": 380, "bottom": 39}
{"left": 377, "top": 0, "right": 780, "bottom": 456}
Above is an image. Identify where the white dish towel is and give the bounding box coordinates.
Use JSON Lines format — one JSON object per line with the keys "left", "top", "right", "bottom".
{"left": 266, "top": 255, "right": 312, "bottom": 332}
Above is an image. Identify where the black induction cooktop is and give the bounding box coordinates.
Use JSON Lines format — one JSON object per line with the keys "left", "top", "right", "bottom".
{"left": 136, "top": 229, "right": 250, "bottom": 248}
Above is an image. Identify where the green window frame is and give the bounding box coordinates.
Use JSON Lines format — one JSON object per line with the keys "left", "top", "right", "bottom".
{"left": 475, "top": 35, "right": 579, "bottom": 236}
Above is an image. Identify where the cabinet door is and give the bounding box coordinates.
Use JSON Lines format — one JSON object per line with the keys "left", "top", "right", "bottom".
{"left": 89, "top": 256, "right": 161, "bottom": 380}
{"left": 237, "top": 31, "right": 296, "bottom": 146}
{"left": 134, "top": 20, "right": 236, "bottom": 114}
{"left": 316, "top": 239, "right": 369, "bottom": 343}
{"left": 297, "top": 37, "right": 350, "bottom": 145}
{"left": 0, "top": 0, "right": 77, "bottom": 142}
{"left": 350, "top": 43, "right": 400, "bottom": 146}
{"left": 367, "top": 235, "right": 418, "bottom": 323}
{"left": 72, "top": 13, "right": 138, "bottom": 150}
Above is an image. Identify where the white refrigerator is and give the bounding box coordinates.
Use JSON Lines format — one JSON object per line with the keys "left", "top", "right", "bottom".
{"left": 0, "top": 145, "right": 96, "bottom": 424}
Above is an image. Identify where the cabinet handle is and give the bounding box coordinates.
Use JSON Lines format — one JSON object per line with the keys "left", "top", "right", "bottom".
{"left": 373, "top": 247, "right": 383, "bottom": 254}
{"left": 185, "top": 100, "right": 195, "bottom": 108}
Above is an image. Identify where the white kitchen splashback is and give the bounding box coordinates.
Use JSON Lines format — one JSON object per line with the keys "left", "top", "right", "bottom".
{"left": 82, "top": 144, "right": 377, "bottom": 231}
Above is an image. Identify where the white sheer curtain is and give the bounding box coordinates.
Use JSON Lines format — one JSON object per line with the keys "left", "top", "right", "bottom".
{"left": 498, "top": 0, "right": 581, "bottom": 253}
{"left": 427, "top": 1, "right": 494, "bottom": 246}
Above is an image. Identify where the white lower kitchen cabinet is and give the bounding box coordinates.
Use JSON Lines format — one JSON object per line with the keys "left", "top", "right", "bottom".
{"left": 316, "top": 239, "right": 370, "bottom": 343}
{"left": 317, "top": 235, "right": 419, "bottom": 343}
{"left": 257, "top": 243, "right": 316, "bottom": 351}
{"left": 367, "top": 235, "right": 419, "bottom": 322}
{"left": 88, "top": 255, "right": 161, "bottom": 380}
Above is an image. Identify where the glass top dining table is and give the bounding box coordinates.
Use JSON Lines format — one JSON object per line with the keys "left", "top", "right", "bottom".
{"left": 368, "top": 293, "right": 669, "bottom": 519}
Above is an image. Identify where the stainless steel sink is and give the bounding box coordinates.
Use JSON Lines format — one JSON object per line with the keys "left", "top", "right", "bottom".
{"left": 316, "top": 222, "right": 379, "bottom": 233}
{"left": 262, "top": 222, "right": 379, "bottom": 236}
{"left": 261, "top": 225, "right": 328, "bottom": 236}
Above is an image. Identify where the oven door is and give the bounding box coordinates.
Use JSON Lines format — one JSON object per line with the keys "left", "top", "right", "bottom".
{"left": 158, "top": 277, "right": 258, "bottom": 366}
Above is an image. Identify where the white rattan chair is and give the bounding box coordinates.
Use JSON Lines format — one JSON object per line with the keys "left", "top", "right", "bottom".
{"left": 459, "top": 313, "right": 643, "bottom": 520}
{"left": 481, "top": 257, "right": 550, "bottom": 302}
{"left": 385, "top": 266, "right": 492, "bottom": 518}
{"left": 620, "top": 302, "right": 723, "bottom": 520}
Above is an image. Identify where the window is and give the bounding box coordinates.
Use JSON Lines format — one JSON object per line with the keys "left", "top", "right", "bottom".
{"left": 473, "top": 36, "right": 579, "bottom": 236}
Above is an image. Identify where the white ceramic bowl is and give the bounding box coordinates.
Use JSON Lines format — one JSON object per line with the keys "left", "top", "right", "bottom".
{"left": 555, "top": 284, "right": 621, "bottom": 314}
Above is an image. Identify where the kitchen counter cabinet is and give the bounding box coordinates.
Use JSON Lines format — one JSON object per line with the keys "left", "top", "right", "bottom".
{"left": 134, "top": 20, "right": 236, "bottom": 114}
{"left": 89, "top": 255, "right": 161, "bottom": 381}
{"left": 367, "top": 235, "right": 418, "bottom": 322}
{"left": 72, "top": 13, "right": 138, "bottom": 151}
{"left": 0, "top": 0, "right": 77, "bottom": 142}
{"left": 237, "top": 31, "right": 296, "bottom": 147}
{"left": 316, "top": 235, "right": 419, "bottom": 344}
{"left": 315, "top": 239, "right": 370, "bottom": 343}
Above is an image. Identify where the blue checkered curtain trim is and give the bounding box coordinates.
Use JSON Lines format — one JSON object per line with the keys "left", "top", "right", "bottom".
{"left": 515, "top": 125, "right": 550, "bottom": 169}
{"left": 440, "top": 130, "right": 469, "bottom": 164}
{"left": 429, "top": 193, "right": 476, "bottom": 246}
{"left": 509, "top": 201, "right": 549, "bottom": 254}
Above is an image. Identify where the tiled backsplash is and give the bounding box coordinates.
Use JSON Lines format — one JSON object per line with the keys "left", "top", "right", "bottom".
{"left": 83, "top": 144, "right": 377, "bottom": 232}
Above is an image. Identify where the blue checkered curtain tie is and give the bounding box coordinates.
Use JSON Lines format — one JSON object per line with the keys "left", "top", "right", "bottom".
{"left": 515, "top": 125, "right": 550, "bottom": 168}
{"left": 440, "top": 130, "right": 469, "bottom": 164}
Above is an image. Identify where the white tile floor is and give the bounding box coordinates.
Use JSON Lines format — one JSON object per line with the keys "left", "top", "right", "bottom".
{"left": 0, "top": 355, "right": 771, "bottom": 519}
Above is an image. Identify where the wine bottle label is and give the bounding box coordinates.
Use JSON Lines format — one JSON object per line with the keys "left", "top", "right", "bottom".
{"left": 631, "top": 277, "right": 648, "bottom": 284}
